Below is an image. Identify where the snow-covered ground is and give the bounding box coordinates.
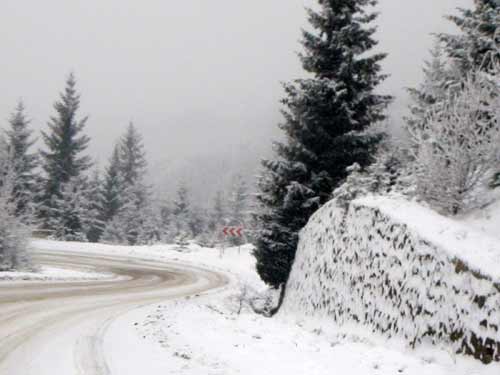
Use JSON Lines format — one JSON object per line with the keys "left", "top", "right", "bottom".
{"left": 108, "top": 284, "right": 497, "bottom": 375}
{"left": 32, "top": 240, "right": 500, "bottom": 374}
{"left": 0, "top": 265, "right": 114, "bottom": 282}
{"left": 460, "top": 197, "right": 500, "bottom": 241}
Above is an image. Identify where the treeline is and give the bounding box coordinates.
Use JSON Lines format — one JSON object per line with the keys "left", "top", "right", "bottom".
{"left": 0, "top": 75, "right": 252, "bottom": 270}
{"left": 254, "top": 0, "right": 500, "bottom": 289}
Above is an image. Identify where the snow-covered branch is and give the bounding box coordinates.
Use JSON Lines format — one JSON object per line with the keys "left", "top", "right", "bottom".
{"left": 411, "top": 69, "right": 500, "bottom": 214}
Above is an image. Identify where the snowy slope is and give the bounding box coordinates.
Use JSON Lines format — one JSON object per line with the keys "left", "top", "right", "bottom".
{"left": 459, "top": 198, "right": 500, "bottom": 241}
{"left": 31, "top": 240, "right": 499, "bottom": 374}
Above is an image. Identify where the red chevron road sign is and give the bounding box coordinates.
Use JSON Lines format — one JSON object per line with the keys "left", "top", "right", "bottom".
{"left": 222, "top": 227, "right": 243, "bottom": 237}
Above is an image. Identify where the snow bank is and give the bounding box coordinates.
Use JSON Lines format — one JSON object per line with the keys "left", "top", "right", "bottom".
{"left": 460, "top": 198, "right": 500, "bottom": 241}
{"left": 282, "top": 196, "right": 500, "bottom": 363}
{"left": 0, "top": 265, "right": 114, "bottom": 282}
{"left": 31, "top": 240, "right": 264, "bottom": 290}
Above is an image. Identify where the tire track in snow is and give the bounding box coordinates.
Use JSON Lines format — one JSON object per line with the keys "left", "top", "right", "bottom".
{"left": 0, "top": 249, "right": 228, "bottom": 375}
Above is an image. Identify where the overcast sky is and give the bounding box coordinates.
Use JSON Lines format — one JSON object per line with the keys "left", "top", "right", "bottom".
{"left": 0, "top": 0, "right": 472, "bottom": 167}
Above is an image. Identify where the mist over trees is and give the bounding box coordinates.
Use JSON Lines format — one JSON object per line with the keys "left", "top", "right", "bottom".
{"left": 0, "top": 0, "right": 498, "bottom": 274}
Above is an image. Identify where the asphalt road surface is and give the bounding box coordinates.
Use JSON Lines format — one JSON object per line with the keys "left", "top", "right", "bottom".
{"left": 0, "top": 249, "right": 228, "bottom": 375}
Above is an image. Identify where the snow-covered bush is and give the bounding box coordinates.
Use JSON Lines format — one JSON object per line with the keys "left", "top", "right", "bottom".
{"left": 332, "top": 137, "right": 413, "bottom": 207}
{"left": 409, "top": 70, "right": 500, "bottom": 215}
{"left": 0, "top": 140, "right": 31, "bottom": 271}
{"left": 282, "top": 196, "right": 500, "bottom": 363}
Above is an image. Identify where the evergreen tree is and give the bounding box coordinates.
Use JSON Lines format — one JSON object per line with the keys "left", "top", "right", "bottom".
{"left": 0, "top": 136, "right": 32, "bottom": 270}
{"left": 229, "top": 175, "right": 248, "bottom": 227}
{"left": 48, "top": 177, "right": 91, "bottom": 241}
{"left": 113, "top": 181, "right": 151, "bottom": 245}
{"left": 85, "top": 168, "right": 105, "bottom": 242}
{"left": 136, "top": 201, "right": 163, "bottom": 245}
{"left": 229, "top": 175, "right": 248, "bottom": 245}
{"left": 188, "top": 206, "right": 206, "bottom": 239}
{"left": 40, "top": 73, "right": 91, "bottom": 227}
{"left": 5, "top": 100, "right": 38, "bottom": 217}
{"left": 208, "top": 190, "right": 226, "bottom": 233}
{"left": 101, "top": 144, "right": 124, "bottom": 223}
{"left": 406, "top": 43, "right": 451, "bottom": 140}
{"left": 171, "top": 183, "right": 192, "bottom": 239}
{"left": 119, "top": 122, "right": 147, "bottom": 186}
{"left": 101, "top": 124, "right": 156, "bottom": 245}
{"left": 254, "top": 0, "right": 391, "bottom": 288}
{"left": 439, "top": 0, "right": 499, "bottom": 73}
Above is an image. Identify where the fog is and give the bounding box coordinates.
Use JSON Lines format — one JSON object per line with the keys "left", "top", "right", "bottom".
{"left": 0, "top": 0, "right": 472, "bottom": 200}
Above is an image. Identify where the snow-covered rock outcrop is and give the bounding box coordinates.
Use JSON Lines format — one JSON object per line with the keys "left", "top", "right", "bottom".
{"left": 281, "top": 196, "right": 500, "bottom": 363}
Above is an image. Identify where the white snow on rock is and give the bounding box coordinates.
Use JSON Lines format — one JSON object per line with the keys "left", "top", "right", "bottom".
{"left": 282, "top": 195, "right": 500, "bottom": 363}
{"left": 359, "top": 195, "right": 500, "bottom": 281}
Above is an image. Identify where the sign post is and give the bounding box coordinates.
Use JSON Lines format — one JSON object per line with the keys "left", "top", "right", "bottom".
{"left": 221, "top": 226, "right": 244, "bottom": 257}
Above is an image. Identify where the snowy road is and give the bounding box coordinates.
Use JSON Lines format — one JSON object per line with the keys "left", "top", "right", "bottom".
{"left": 0, "top": 249, "right": 228, "bottom": 375}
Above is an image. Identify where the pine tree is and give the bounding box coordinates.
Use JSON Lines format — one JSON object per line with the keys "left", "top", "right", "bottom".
{"left": 40, "top": 73, "right": 91, "bottom": 228}
{"left": 85, "top": 168, "right": 105, "bottom": 242}
{"left": 49, "top": 177, "right": 91, "bottom": 241}
{"left": 119, "top": 122, "right": 147, "bottom": 186}
{"left": 208, "top": 190, "right": 226, "bottom": 233}
{"left": 109, "top": 181, "right": 150, "bottom": 245}
{"left": 229, "top": 175, "right": 248, "bottom": 227}
{"left": 188, "top": 206, "right": 206, "bottom": 239}
{"left": 101, "top": 124, "right": 156, "bottom": 245}
{"left": 254, "top": 0, "right": 391, "bottom": 289}
{"left": 171, "top": 183, "right": 192, "bottom": 240}
{"left": 5, "top": 100, "right": 38, "bottom": 217}
{"left": 101, "top": 144, "right": 124, "bottom": 223}
{"left": 136, "top": 203, "right": 162, "bottom": 245}
{"left": 406, "top": 43, "right": 452, "bottom": 140}
{"left": 439, "top": 0, "right": 499, "bottom": 73}
{"left": 229, "top": 175, "right": 248, "bottom": 245}
{"left": 0, "top": 137, "right": 31, "bottom": 270}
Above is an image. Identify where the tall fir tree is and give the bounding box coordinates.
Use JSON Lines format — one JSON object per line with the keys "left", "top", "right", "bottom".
{"left": 254, "top": 0, "right": 391, "bottom": 289}
{"left": 405, "top": 42, "right": 458, "bottom": 154}
{"left": 48, "top": 177, "right": 91, "bottom": 241}
{"left": 229, "top": 175, "right": 248, "bottom": 245}
{"left": 229, "top": 175, "right": 248, "bottom": 227}
{"left": 208, "top": 190, "right": 226, "bottom": 233}
{"left": 5, "top": 100, "right": 38, "bottom": 217}
{"left": 101, "top": 124, "right": 155, "bottom": 245}
{"left": 439, "top": 0, "right": 499, "bottom": 73}
{"left": 85, "top": 168, "right": 105, "bottom": 242}
{"left": 101, "top": 144, "right": 124, "bottom": 223}
{"left": 119, "top": 122, "right": 147, "bottom": 186}
{"left": 171, "top": 182, "right": 192, "bottom": 239}
{"left": 406, "top": 43, "right": 450, "bottom": 133}
{"left": 0, "top": 136, "right": 32, "bottom": 270}
{"left": 40, "top": 73, "right": 91, "bottom": 228}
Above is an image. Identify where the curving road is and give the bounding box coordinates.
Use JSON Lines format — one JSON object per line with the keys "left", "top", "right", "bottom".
{"left": 0, "top": 249, "right": 228, "bottom": 375}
